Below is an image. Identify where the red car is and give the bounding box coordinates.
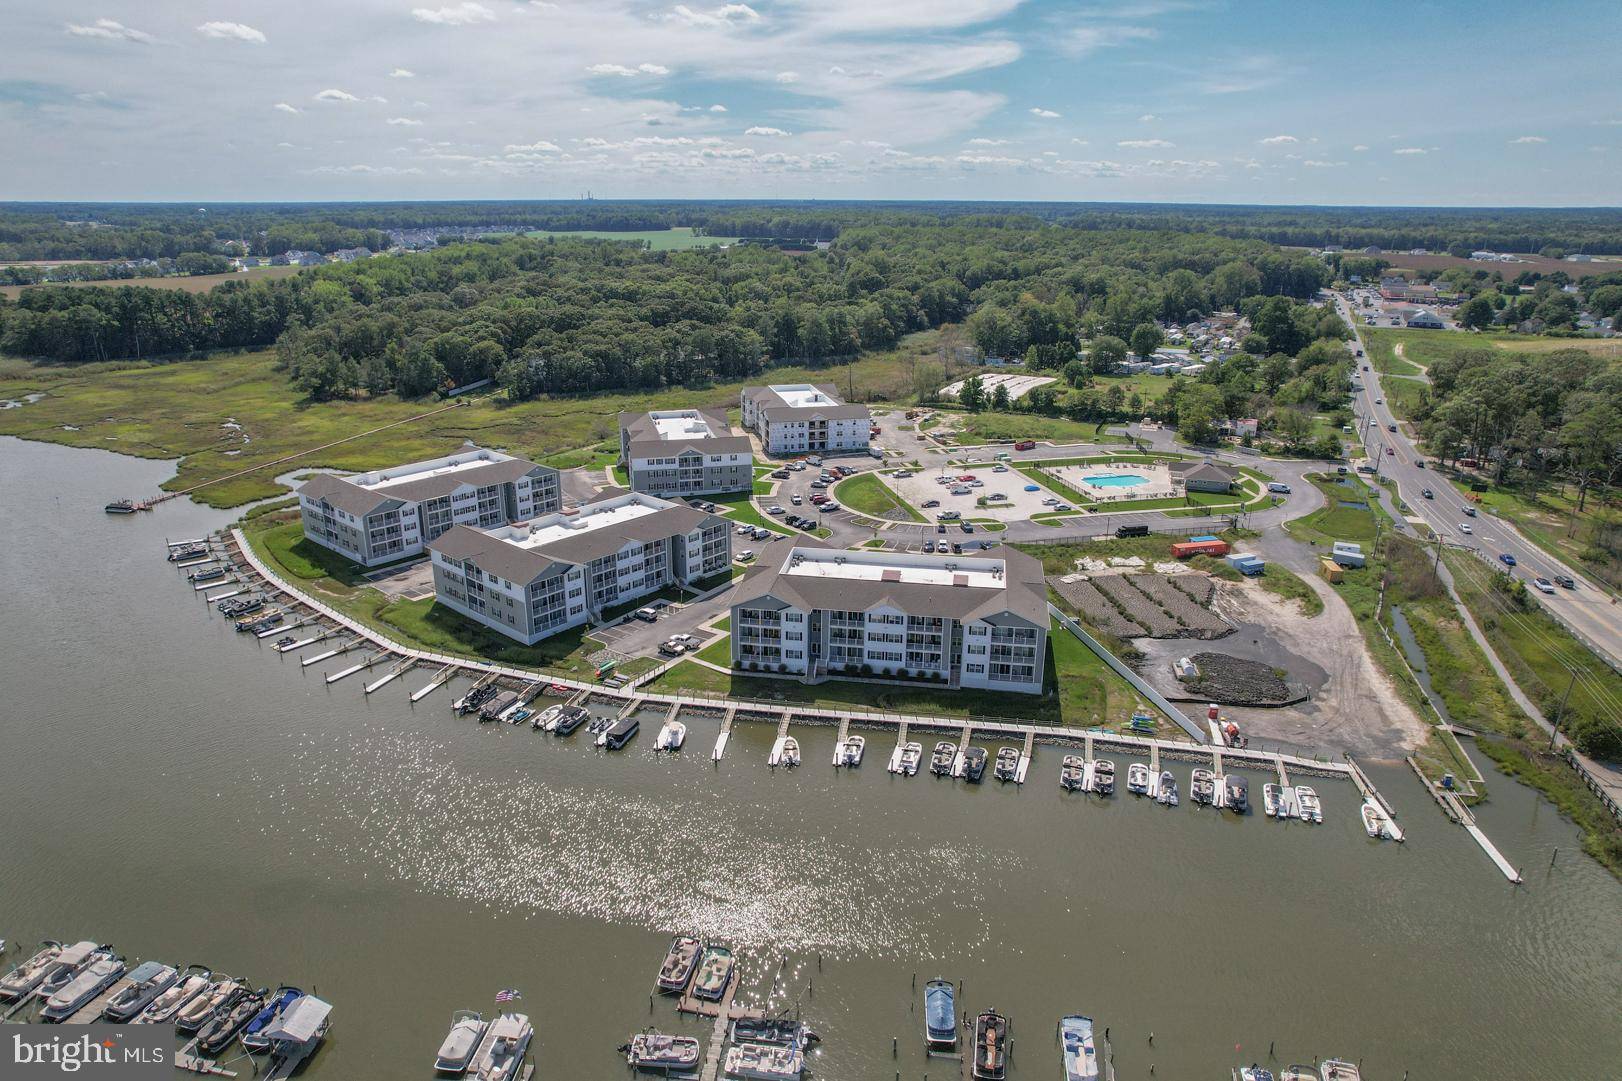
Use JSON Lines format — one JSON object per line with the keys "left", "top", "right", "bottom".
{"left": 1014, "top": 440, "right": 1036, "bottom": 451}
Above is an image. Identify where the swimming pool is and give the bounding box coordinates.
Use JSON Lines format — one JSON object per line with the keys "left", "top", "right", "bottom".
{"left": 1082, "top": 472, "right": 1149, "bottom": 488}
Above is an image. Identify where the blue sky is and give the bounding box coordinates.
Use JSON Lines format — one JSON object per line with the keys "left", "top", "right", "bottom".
{"left": 2, "top": 0, "right": 1619, "bottom": 204}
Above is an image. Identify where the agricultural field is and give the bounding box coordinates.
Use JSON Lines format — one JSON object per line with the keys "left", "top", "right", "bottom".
{"left": 0, "top": 264, "right": 301, "bottom": 299}
{"left": 523, "top": 226, "right": 743, "bottom": 251}
{"left": 1376, "top": 250, "right": 1622, "bottom": 280}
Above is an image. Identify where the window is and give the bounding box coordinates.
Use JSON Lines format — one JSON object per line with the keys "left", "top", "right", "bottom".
{"left": 966, "top": 663, "right": 985, "bottom": 674}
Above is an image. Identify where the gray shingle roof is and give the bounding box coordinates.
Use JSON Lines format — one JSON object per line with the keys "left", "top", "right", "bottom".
{"left": 296, "top": 473, "right": 397, "bottom": 517}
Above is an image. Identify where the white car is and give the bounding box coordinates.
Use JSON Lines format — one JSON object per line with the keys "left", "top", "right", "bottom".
{"left": 736, "top": 524, "right": 752, "bottom": 535}
{"left": 1042, "top": 497, "right": 1059, "bottom": 506}
{"left": 992, "top": 464, "right": 1009, "bottom": 473}
{"left": 767, "top": 505, "right": 785, "bottom": 515}
{"left": 1532, "top": 577, "right": 1556, "bottom": 594}
{"left": 738, "top": 549, "right": 755, "bottom": 561}
{"left": 791, "top": 494, "right": 803, "bottom": 505}
{"left": 1460, "top": 523, "right": 1473, "bottom": 534}
{"left": 822, "top": 502, "right": 841, "bottom": 513}
{"left": 1053, "top": 503, "right": 1072, "bottom": 512}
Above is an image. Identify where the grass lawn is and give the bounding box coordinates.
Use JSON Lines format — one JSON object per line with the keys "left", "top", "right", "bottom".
{"left": 1257, "top": 564, "right": 1325, "bottom": 616}
{"left": 536, "top": 439, "right": 618, "bottom": 471}
{"left": 1442, "top": 473, "right": 1621, "bottom": 593}
{"left": 707, "top": 491, "right": 790, "bottom": 536}
{"left": 1379, "top": 376, "right": 1429, "bottom": 420}
{"left": 0, "top": 343, "right": 926, "bottom": 508}
{"left": 694, "top": 635, "right": 733, "bottom": 667}
{"left": 835, "top": 471, "right": 924, "bottom": 521}
{"left": 522, "top": 227, "right": 743, "bottom": 251}
{"left": 1360, "top": 328, "right": 1426, "bottom": 376}
{"left": 951, "top": 412, "right": 1130, "bottom": 446}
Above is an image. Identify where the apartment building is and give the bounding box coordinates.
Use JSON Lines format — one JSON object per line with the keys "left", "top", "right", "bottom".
{"left": 427, "top": 491, "right": 732, "bottom": 644}
{"left": 739, "top": 383, "right": 871, "bottom": 456}
{"left": 296, "top": 445, "right": 561, "bottom": 567}
{"left": 618, "top": 408, "right": 754, "bottom": 497}
{"left": 728, "top": 543, "right": 1048, "bottom": 693}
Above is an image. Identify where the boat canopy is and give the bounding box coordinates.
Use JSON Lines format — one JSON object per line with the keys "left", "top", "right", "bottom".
{"left": 264, "top": 996, "right": 330, "bottom": 1044}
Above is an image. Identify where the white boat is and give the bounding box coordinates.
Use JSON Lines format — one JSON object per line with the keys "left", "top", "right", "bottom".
{"left": 101, "top": 960, "right": 179, "bottom": 1022}
{"left": 1295, "top": 786, "right": 1323, "bottom": 823}
{"left": 893, "top": 741, "right": 922, "bottom": 776}
{"left": 33, "top": 941, "right": 101, "bottom": 1000}
{"left": 530, "top": 704, "right": 562, "bottom": 731}
{"left": 0, "top": 941, "right": 63, "bottom": 1001}
{"left": 41, "top": 954, "right": 125, "bottom": 1021}
{"left": 779, "top": 736, "right": 800, "bottom": 767}
{"left": 1060, "top": 1014, "right": 1100, "bottom": 1081}
{"left": 435, "top": 1011, "right": 488, "bottom": 1075}
{"left": 1320, "top": 1060, "right": 1362, "bottom": 1081}
{"left": 132, "top": 966, "right": 211, "bottom": 1024}
{"left": 723, "top": 1040, "right": 804, "bottom": 1080}
{"left": 1092, "top": 759, "right": 1115, "bottom": 796}
{"left": 1126, "top": 762, "right": 1150, "bottom": 795}
{"left": 1360, "top": 799, "right": 1401, "bottom": 841}
{"left": 471, "top": 1012, "right": 532, "bottom": 1081}
{"left": 836, "top": 734, "right": 865, "bottom": 767}
{"left": 1280, "top": 1067, "right": 1321, "bottom": 1081}
{"left": 175, "top": 977, "right": 248, "bottom": 1034}
{"left": 1060, "top": 755, "right": 1086, "bottom": 790}
{"left": 1263, "top": 782, "right": 1283, "bottom": 817}
{"left": 1236, "top": 1068, "right": 1276, "bottom": 1081}
{"left": 1157, "top": 770, "right": 1178, "bottom": 806}
{"left": 625, "top": 1031, "right": 701, "bottom": 1073}
{"left": 655, "top": 719, "right": 687, "bottom": 751}
{"left": 1190, "top": 768, "right": 1216, "bottom": 805}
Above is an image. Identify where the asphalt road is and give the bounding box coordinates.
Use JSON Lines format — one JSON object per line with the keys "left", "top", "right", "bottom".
{"left": 1334, "top": 293, "right": 1621, "bottom": 667}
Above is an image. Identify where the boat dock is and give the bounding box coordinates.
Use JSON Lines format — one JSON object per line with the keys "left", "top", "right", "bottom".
{"left": 411, "top": 664, "right": 456, "bottom": 702}
{"left": 1405, "top": 759, "right": 1519, "bottom": 882}
{"left": 674, "top": 969, "right": 765, "bottom": 1081}
{"left": 712, "top": 706, "right": 736, "bottom": 761}
{"left": 1015, "top": 730, "right": 1034, "bottom": 783}
{"left": 887, "top": 720, "right": 911, "bottom": 773}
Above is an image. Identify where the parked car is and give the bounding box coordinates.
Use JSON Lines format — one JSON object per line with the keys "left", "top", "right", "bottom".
{"left": 921, "top": 499, "right": 940, "bottom": 509}
{"left": 810, "top": 481, "right": 827, "bottom": 490}
{"left": 960, "top": 522, "right": 974, "bottom": 533}
{"left": 1532, "top": 577, "right": 1555, "bottom": 594}
{"left": 752, "top": 526, "right": 771, "bottom": 540}
{"left": 936, "top": 523, "right": 947, "bottom": 534}
{"left": 1042, "top": 497, "right": 1059, "bottom": 506}
{"left": 937, "top": 510, "right": 961, "bottom": 520}
{"left": 791, "top": 494, "right": 803, "bottom": 505}
{"left": 771, "top": 469, "right": 789, "bottom": 479}
{"left": 992, "top": 464, "right": 1009, "bottom": 473}
{"left": 658, "top": 641, "right": 687, "bottom": 657}
{"left": 767, "top": 505, "right": 785, "bottom": 515}
{"left": 738, "top": 549, "right": 755, "bottom": 561}
{"left": 922, "top": 540, "right": 936, "bottom": 553}
{"left": 806, "top": 456, "right": 822, "bottom": 466}
{"left": 1267, "top": 482, "right": 1291, "bottom": 494}
{"left": 951, "top": 542, "right": 963, "bottom": 554}
{"left": 822, "top": 502, "right": 840, "bottom": 513}
{"left": 634, "top": 607, "right": 658, "bottom": 623}
{"left": 1014, "top": 440, "right": 1036, "bottom": 451}
{"left": 1053, "top": 503, "right": 1072, "bottom": 512}
{"left": 1498, "top": 552, "right": 1517, "bottom": 568}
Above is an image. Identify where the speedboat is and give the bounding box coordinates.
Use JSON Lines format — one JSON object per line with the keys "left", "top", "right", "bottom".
{"left": 655, "top": 719, "right": 686, "bottom": 750}
{"left": 241, "top": 986, "right": 304, "bottom": 1052}
{"left": 1191, "top": 768, "right": 1216, "bottom": 805}
{"left": 1361, "top": 801, "right": 1385, "bottom": 838}
{"left": 435, "top": 1011, "right": 488, "bottom": 1075}
{"left": 896, "top": 741, "right": 922, "bottom": 775}
{"left": 587, "top": 713, "right": 615, "bottom": 736}
{"left": 1263, "top": 782, "right": 1283, "bottom": 818}
{"left": 35, "top": 941, "right": 101, "bottom": 999}
{"left": 723, "top": 1041, "right": 804, "bottom": 1080}
{"left": 962, "top": 746, "right": 988, "bottom": 783}
{"left": 41, "top": 954, "right": 126, "bottom": 1022}
{"left": 551, "top": 704, "right": 590, "bottom": 735}
{"left": 778, "top": 736, "right": 800, "bottom": 767}
{"left": 1060, "top": 1014, "right": 1100, "bottom": 1081}
{"left": 1060, "top": 755, "right": 1086, "bottom": 791}
{"left": 1295, "top": 786, "right": 1323, "bottom": 823}
{"left": 691, "top": 945, "right": 734, "bottom": 1002}
{"left": 530, "top": 704, "right": 562, "bottom": 730}
{"left": 1236, "top": 1068, "right": 1276, "bottom": 1081}
{"left": 731, "top": 1018, "right": 818, "bottom": 1049}
{"left": 101, "top": 960, "right": 179, "bottom": 1023}
{"left": 1092, "top": 759, "right": 1115, "bottom": 796}
{"left": 198, "top": 987, "right": 268, "bottom": 1055}
{"left": 924, "top": 978, "right": 956, "bottom": 1052}
{"left": 970, "top": 1009, "right": 1008, "bottom": 1080}
{"left": 1280, "top": 1067, "right": 1322, "bottom": 1081}
{"left": 838, "top": 734, "right": 865, "bottom": 767}
{"left": 471, "top": 1012, "right": 532, "bottom": 1081}
{"left": 132, "top": 965, "right": 211, "bottom": 1024}
{"left": 656, "top": 936, "right": 701, "bottom": 994}
{"left": 1225, "top": 774, "right": 1250, "bottom": 814}
{"left": 176, "top": 977, "right": 248, "bottom": 1034}
{"left": 0, "top": 940, "right": 64, "bottom": 1001}
{"left": 624, "top": 1031, "right": 701, "bottom": 1073}
{"left": 1126, "top": 763, "right": 1150, "bottom": 795}
{"left": 930, "top": 741, "right": 956, "bottom": 775}
{"left": 1320, "top": 1060, "right": 1361, "bottom": 1081}
{"left": 1157, "top": 770, "right": 1178, "bottom": 806}
{"left": 993, "top": 746, "right": 1019, "bottom": 781}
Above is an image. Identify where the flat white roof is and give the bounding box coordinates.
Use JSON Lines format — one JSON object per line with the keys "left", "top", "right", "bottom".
{"left": 359, "top": 449, "right": 514, "bottom": 493}
{"left": 503, "top": 495, "right": 667, "bottom": 551}
{"left": 782, "top": 547, "right": 1006, "bottom": 589}
{"left": 649, "top": 410, "right": 720, "bottom": 441}
{"left": 770, "top": 384, "right": 840, "bottom": 409}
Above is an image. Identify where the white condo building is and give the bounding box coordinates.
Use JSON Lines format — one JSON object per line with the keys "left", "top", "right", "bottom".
{"left": 296, "top": 445, "right": 561, "bottom": 567}
{"left": 739, "top": 383, "right": 871, "bottom": 456}
{"left": 728, "top": 542, "right": 1048, "bottom": 693}
{"left": 618, "top": 408, "right": 754, "bottom": 497}
{"left": 427, "top": 491, "right": 732, "bottom": 644}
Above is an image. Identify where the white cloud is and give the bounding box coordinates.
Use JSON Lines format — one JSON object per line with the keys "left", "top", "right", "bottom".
{"left": 390, "top": 68, "right": 417, "bottom": 79}
{"left": 1060, "top": 25, "right": 1156, "bottom": 56}
{"left": 1071, "top": 138, "right": 1089, "bottom": 146}
{"left": 709, "top": 104, "right": 727, "bottom": 112}
{"left": 386, "top": 117, "right": 423, "bottom": 126}
{"left": 1118, "top": 138, "right": 1173, "bottom": 148}
{"left": 273, "top": 102, "right": 301, "bottom": 114}
{"left": 1393, "top": 147, "right": 1427, "bottom": 155}
{"left": 638, "top": 63, "right": 670, "bottom": 75}
{"left": 586, "top": 63, "right": 668, "bottom": 77}
{"left": 967, "top": 137, "right": 1009, "bottom": 145}
{"left": 411, "top": 3, "right": 495, "bottom": 26}
{"left": 1259, "top": 134, "right": 1297, "bottom": 145}
{"left": 1509, "top": 135, "right": 1546, "bottom": 144}
{"left": 315, "top": 89, "right": 361, "bottom": 103}
{"left": 1030, "top": 107, "right": 1061, "bottom": 118}
{"left": 197, "top": 21, "right": 266, "bottom": 43}
{"left": 775, "top": 71, "right": 800, "bottom": 84}
{"left": 64, "top": 19, "right": 154, "bottom": 44}
{"left": 505, "top": 139, "right": 562, "bottom": 152}
{"left": 745, "top": 126, "right": 791, "bottom": 137}
{"left": 1352, "top": 144, "right": 1369, "bottom": 152}
{"left": 662, "top": 4, "right": 761, "bottom": 25}
{"left": 1138, "top": 114, "right": 1157, "bottom": 122}
{"left": 1302, "top": 159, "right": 1346, "bottom": 168}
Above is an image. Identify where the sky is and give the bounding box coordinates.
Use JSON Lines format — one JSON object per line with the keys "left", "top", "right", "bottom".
{"left": 3, "top": 0, "right": 1620, "bottom": 205}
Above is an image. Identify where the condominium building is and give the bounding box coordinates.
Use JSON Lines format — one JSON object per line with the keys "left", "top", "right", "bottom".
{"left": 618, "top": 408, "right": 753, "bottom": 497}
{"left": 296, "top": 445, "right": 561, "bottom": 567}
{"left": 739, "top": 383, "right": 871, "bottom": 456}
{"left": 728, "top": 543, "right": 1048, "bottom": 693}
{"left": 427, "top": 491, "right": 733, "bottom": 644}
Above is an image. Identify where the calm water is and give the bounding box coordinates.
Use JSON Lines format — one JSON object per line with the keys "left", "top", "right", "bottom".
{"left": 2, "top": 435, "right": 1620, "bottom": 1080}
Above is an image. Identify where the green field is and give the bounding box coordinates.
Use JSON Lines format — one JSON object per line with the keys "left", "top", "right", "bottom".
{"left": 1363, "top": 326, "right": 1622, "bottom": 374}
{"left": 835, "top": 472, "right": 924, "bottom": 521}
{"left": 523, "top": 227, "right": 744, "bottom": 251}
{"left": 949, "top": 411, "right": 1131, "bottom": 446}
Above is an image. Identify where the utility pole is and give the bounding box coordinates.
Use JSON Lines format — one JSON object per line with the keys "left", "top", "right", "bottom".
{"left": 1549, "top": 668, "right": 1577, "bottom": 751}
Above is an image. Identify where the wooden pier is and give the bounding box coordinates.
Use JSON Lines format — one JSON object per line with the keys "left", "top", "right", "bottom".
{"left": 364, "top": 658, "right": 416, "bottom": 695}
{"left": 1015, "top": 730, "right": 1034, "bottom": 783}
{"left": 713, "top": 706, "right": 736, "bottom": 761}
{"left": 676, "top": 969, "right": 765, "bottom": 1081}
{"left": 410, "top": 664, "right": 456, "bottom": 702}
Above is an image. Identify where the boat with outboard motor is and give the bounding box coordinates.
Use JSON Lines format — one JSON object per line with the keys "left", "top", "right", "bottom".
{"left": 722, "top": 1041, "right": 804, "bottom": 1080}
{"left": 1092, "top": 759, "right": 1115, "bottom": 796}
{"left": 622, "top": 1031, "right": 701, "bottom": 1074}
{"left": 599, "top": 715, "right": 639, "bottom": 749}
{"left": 101, "top": 960, "right": 179, "bottom": 1023}
{"left": 691, "top": 945, "right": 734, "bottom": 1001}
{"left": 40, "top": 953, "right": 126, "bottom": 1022}
{"left": 655, "top": 719, "right": 686, "bottom": 751}
{"left": 470, "top": 1012, "right": 531, "bottom": 1081}
{"left": 656, "top": 936, "right": 701, "bottom": 994}
{"left": 777, "top": 736, "right": 800, "bottom": 767}
{"left": 993, "top": 746, "right": 1019, "bottom": 782}
{"left": 197, "top": 987, "right": 268, "bottom": 1055}
{"left": 961, "top": 746, "right": 988, "bottom": 783}
{"left": 1235, "top": 1067, "right": 1276, "bottom": 1081}
{"left": 1279, "top": 1067, "right": 1321, "bottom": 1081}
{"left": 1191, "top": 768, "right": 1216, "bottom": 805}
{"left": 1059, "top": 756, "right": 1085, "bottom": 791}
{"left": 0, "top": 941, "right": 64, "bottom": 1001}
{"left": 730, "top": 1018, "right": 818, "bottom": 1050}
{"left": 132, "top": 965, "right": 211, "bottom": 1024}
{"left": 970, "top": 1009, "right": 1008, "bottom": 1080}
{"left": 1263, "top": 783, "right": 1283, "bottom": 818}
{"left": 1157, "top": 770, "right": 1178, "bottom": 806}
{"left": 530, "top": 704, "right": 562, "bottom": 731}
{"left": 550, "top": 704, "right": 590, "bottom": 735}
{"left": 1320, "top": 1060, "right": 1361, "bottom": 1081}
{"left": 930, "top": 741, "right": 956, "bottom": 776}
{"left": 175, "top": 976, "right": 248, "bottom": 1033}
{"left": 837, "top": 734, "right": 865, "bottom": 767}
{"left": 1295, "top": 786, "right": 1323, "bottom": 823}
{"left": 1059, "top": 1014, "right": 1100, "bottom": 1081}
{"left": 1126, "top": 762, "right": 1150, "bottom": 795}
{"left": 242, "top": 986, "right": 304, "bottom": 1052}
{"left": 1224, "top": 774, "right": 1250, "bottom": 814}
{"left": 895, "top": 741, "right": 922, "bottom": 776}
{"left": 924, "top": 978, "right": 956, "bottom": 1052}
{"left": 434, "top": 1011, "right": 488, "bottom": 1075}
{"left": 35, "top": 941, "right": 104, "bottom": 1001}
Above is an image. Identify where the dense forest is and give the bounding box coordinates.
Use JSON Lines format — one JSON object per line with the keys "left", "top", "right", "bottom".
{"left": 0, "top": 224, "right": 1334, "bottom": 403}
{"left": 7, "top": 200, "right": 1622, "bottom": 263}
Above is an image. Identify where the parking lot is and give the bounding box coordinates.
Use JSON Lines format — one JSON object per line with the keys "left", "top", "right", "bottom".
{"left": 873, "top": 463, "right": 1067, "bottom": 522}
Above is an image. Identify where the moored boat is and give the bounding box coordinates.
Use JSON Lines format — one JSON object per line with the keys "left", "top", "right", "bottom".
{"left": 896, "top": 741, "right": 922, "bottom": 776}
{"left": 837, "top": 734, "right": 865, "bottom": 767}
{"left": 241, "top": 986, "right": 303, "bottom": 1052}
{"left": 1295, "top": 786, "right": 1323, "bottom": 823}
{"left": 778, "top": 736, "right": 800, "bottom": 767}
{"left": 132, "top": 965, "right": 210, "bottom": 1024}
{"left": 41, "top": 954, "right": 126, "bottom": 1022}
{"left": 1263, "top": 782, "right": 1283, "bottom": 818}
{"left": 993, "top": 746, "right": 1019, "bottom": 781}
{"left": 623, "top": 1031, "right": 701, "bottom": 1074}
{"left": 1191, "top": 768, "right": 1216, "bottom": 805}
{"left": 1092, "top": 759, "right": 1115, "bottom": 796}
{"left": 722, "top": 1041, "right": 804, "bottom": 1080}
{"left": 1280, "top": 1066, "right": 1321, "bottom": 1081}
{"left": 35, "top": 942, "right": 106, "bottom": 1002}
{"left": 691, "top": 945, "right": 734, "bottom": 1001}
{"left": 105, "top": 500, "right": 137, "bottom": 515}
{"left": 435, "top": 1011, "right": 488, "bottom": 1076}
{"left": 0, "top": 940, "right": 64, "bottom": 1001}
{"left": 1225, "top": 774, "right": 1249, "bottom": 814}
{"left": 970, "top": 1008, "right": 1008, "bottom": 1080}
{"left": 189, "top": 566, "right": 227, "bottom": 582}
{"left": 1059, "top": 1014, "right": 1100, "bottom": 1081}
{"left": 1236, "top": 1067, "right": 1276, "bottom": 1081}
{"left": 1157, "top": 770, "right": 1178, "bottom": 806}
{"left": 656, "top": 936, "right": 701, "bottom": 993}
{"left": 551, "top": 704, "right": 590, "bottom": 735}
{"left": 599, "top": 715, "right": 639, "bottom": 749}
{"left": 471, "top": 1012, "right": 532, "bottom": 1081}
{"left": 1361, "top": 800, "right": 1386, "bottom": 839}
{"left": 176, "top": 977, "right": 249, "bottom": 1034}
{"left": 930, "top": 741, "right": 956, "bottom": 775}
{"left": 1319, "top": 1060, "right": 1361, "bottom": 1081}
{"left": 530, "top": 704, "right": 562, "bottom": 731}
{"left": 197, "top": 987, "right": 268, "bottom": 1054}
{"left": 923, "top": 978, "right": 956, "bottom": 1052}
{"left": 1126, "top": 762, "right": 1150, "bottom": 795}
{"left": 961, "top": 746, "right": 988, "bottom": 783}
{"left": 1059, "top": 755, "right": 1085, "bottom": 791}
{"left": 730, "top": 1018, "right": 817, "bottom": 1049}
{"left": 655, "top": 719, "right": 686, "bottom": 751}
{"left": 101, "top": 960, "right": 179, "bottom": 1023}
